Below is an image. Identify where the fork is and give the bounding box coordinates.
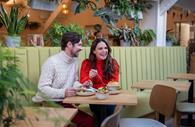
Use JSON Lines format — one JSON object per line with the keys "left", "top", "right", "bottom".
{"left": 97, "top": 73, "right": 106, "bottom": 86}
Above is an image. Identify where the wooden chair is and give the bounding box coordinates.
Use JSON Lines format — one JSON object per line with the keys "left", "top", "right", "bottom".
{"left": 120, "top": 85, "right": 177, "bottom": 127}
{"left": 100, "top": 106, "right": 123, "bottom": 127}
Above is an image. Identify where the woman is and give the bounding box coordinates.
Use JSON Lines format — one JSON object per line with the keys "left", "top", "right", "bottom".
{"left": 80, "top": 38, "right": 119, "bottom": 126}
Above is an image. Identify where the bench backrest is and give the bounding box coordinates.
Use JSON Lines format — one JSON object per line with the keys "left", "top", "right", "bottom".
{"left": 7, "top": 47, "right": 186, "bottom": 90}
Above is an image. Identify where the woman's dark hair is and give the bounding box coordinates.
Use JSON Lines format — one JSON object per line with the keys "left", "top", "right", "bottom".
{"left": 89, "top": 38, "right": 117, "bottom": 79}
{"left": 61, "top": 32, "right": 82, "bottom": 50}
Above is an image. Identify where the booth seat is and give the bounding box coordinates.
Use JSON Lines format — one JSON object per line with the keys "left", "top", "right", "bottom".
{"left": 8, "top": 47, "right": 187, "bottom": 118}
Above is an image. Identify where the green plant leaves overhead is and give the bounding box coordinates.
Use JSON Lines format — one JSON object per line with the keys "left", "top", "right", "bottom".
{"left": 0, "top": 4, "right": 9, "bottom": 29}
{"left": 109, "top": 24, "right": 156, "bottom": 46}
{"left": 0, "top": 4, "right": 28, "bottom": 36}
{"left": 73, "top": 0, "right": 97, "bottom": 14}
{"left": 45, "top": 23, "right": 91, "bottom": 47}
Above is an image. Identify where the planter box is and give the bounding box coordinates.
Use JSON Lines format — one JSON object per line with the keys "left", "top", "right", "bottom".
{"left": 30, "top": 0, "right": 58, "bottom": 11}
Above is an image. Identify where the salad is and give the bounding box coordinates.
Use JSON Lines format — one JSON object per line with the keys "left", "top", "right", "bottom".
{"left": 97, "top": 86, "right": 109, "bottom": 94}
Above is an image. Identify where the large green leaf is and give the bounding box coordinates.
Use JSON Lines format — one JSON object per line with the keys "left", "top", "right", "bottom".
{"left": 0, "top": 4, "right": 9, "bottom": 29}
{"left": 0, "top": 4, "right": 28, "bottom": 36}
{"left": 0, "top": 47, "right": 36, "bottom": 127}
{"left": 16, "top": 15, "right": 28, "bottom": 35}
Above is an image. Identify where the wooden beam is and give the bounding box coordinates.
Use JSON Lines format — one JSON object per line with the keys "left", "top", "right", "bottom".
{"left": 41, "top": 0, "right": 69, "bottom": 34}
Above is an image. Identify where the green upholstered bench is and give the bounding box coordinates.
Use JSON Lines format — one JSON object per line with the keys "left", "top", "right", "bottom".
{"left": 6, "top": 47, "right": 187, "bottom": 118}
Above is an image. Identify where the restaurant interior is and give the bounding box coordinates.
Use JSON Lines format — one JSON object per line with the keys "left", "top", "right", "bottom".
{"left": 0, "top": 0, "right": 195, "bottom": 127}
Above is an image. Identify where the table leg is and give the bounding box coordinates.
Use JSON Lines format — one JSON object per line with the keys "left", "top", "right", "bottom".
{"left": 187, "top": 80, "right": 194, "bottom": 124}
{"left": 180, "top": 80, "right": 194, "bottom": 126}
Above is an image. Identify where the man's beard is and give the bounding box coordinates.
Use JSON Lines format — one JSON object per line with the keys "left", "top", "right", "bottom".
{"left": 72, "top": 53, "right": 78, "bottom": 57}
{"left": 71, "top": 50, "right": 80, "bottom": 57}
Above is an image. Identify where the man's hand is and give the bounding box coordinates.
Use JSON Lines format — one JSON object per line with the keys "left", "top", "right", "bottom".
{"left": 89, "top": 69, "right": 98, "bottom": 79}
{"left": 82, "top": 80, "right": 93, "bottom": 88}
{"left": 65, "top": 87, "right": 77, "bottom": 97}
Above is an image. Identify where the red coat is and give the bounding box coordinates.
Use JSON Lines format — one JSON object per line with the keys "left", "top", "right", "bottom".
{"left": 80, "top": 59, "right": 119, "bottom": 89}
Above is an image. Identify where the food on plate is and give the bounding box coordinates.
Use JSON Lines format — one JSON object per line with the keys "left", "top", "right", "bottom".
{"left": 96, "top": 86, "right": 109, "bottom": 99}
{"left": 107, "top": 81, "right": 121, "bottom": 91}
{"left": 76, "top": 87, "right": 95, "bottom": 96}
{"left": 97, "top": 86, "right": 109, "bottom": 94}
{"left": 109, "top": 90, "right": 121, "bottom": 95}
{"left": 108, "top": 81, "right": 119, "bottom": 86}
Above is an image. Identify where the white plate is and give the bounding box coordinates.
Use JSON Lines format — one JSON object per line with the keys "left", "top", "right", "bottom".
{"left": 109, "top": 90, "right": 121, "bottom": 95}
{"left": 76, "top": 92, "right": 95, "bottom": 96}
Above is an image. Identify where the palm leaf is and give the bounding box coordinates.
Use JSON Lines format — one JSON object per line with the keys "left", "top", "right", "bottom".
{"left": 0, "top": 4, "right": 28, "bottom": 36}
{"left": 16, "top": 15, "right": 28, "bottom": 35}
{"left": 0, "top": 3, "right": 9, "bottom": 29}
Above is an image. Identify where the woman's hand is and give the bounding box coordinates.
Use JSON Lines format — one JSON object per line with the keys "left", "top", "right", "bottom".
{"left": 82, "top": 80, "right": 93, "bottom": 88}
{"left": 89, "top": 69, "right": 98, "bottom": 79}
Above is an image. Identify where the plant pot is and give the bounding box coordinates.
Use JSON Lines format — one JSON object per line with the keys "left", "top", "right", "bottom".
{"left": 71, "top": 1, "right": 79, "bottom": 13}
{"left": 166, "top": 40, "right": 173, "bottom": 47}
{"left": 130, "top": 10, "right": 143, "bottom": 20}
{"left": 6, "top": 36, "right": 21, "bottom": 47}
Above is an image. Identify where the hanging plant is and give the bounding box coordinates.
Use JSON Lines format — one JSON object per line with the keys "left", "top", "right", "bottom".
{"left": 72, "top": 0, "right": 155, "bottom": 46}
{"left": 108, "top": 23, "right": 156, "bottom": 46}
{"left": 73, "top": 0, "right": 152, "bottom": 26}
{"left": 72, "top": 0, "right": 97, "bottom": 14}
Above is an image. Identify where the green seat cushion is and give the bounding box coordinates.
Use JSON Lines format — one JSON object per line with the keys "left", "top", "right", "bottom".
{"left": 121, "top": 91, "right": 153, "bottom": 118}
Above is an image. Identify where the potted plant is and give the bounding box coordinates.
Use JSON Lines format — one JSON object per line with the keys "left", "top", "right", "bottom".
{"left": 72, "top": 0, "right": 96, "bottom": 14}
{"left": 0, "top": 47, "right": 35, "bottom": 127}
{"left": 0, "top": 4, "right": 28, "bottom": 47}
{"left": 45, "top": 23, "right": 92, "bottom": 46}
{"left": 109, "top": 24, "right": 156, "bottom": 46}
{"left": 166, "top": 32, "right": 179, "bottom": 46}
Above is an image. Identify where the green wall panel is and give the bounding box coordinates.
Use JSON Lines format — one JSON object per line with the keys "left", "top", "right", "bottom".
{"left": 14, "top": 48, "right": 28, "bottom": 77}
{"left": 26, "top": 48, "right": 40, "bottom": 85}
{"left": 7, "top": 47, "right": 186, "bottom": 88}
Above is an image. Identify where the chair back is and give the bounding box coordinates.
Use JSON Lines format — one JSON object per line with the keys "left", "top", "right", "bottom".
{"left": 100, "top": 106, "right": 123, "bottom": 127}
{"left": 150, "top": 85, "right": 176, "bottom": 117}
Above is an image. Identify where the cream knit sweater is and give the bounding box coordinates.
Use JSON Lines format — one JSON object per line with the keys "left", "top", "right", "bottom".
{"left": 33, "top": 51, "right": 82, "bottom": 102}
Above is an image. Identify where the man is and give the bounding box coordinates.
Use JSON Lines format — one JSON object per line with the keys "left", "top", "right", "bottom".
{"left": 33, "top": 32, "right": 93, "bottom": 127}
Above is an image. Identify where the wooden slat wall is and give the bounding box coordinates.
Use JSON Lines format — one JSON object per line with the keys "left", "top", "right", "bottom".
{"left": 6, "top": 47, "right": 186, "bottom": 89}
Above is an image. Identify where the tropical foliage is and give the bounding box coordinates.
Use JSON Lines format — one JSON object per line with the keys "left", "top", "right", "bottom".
{"left": 72, "top": 0, "right": 155, "bottom": 46}
{"left": 109, "top": 24, "right": 156, "bottom": 46}
{"left": 166, "top": 32, "right": 179, "bottom": 46}
{"left": 72, "top": 0, "right": 97, "bottom": 14}
{"left": 0, "top": 4, "right": 28, "bottom": 36}
{"left": 0, "top": 47, "right": 35, "bottom": 127}
{"left": 45, "top": 23, "right": 92, "bottom": 46}
{"left": 73, "top": 0, "right": 152, "bottom": 25}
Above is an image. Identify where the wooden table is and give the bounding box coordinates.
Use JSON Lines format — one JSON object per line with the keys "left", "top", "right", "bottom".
{"left": 168, "top": 73, "right": 195, "bottom": 126}
{"left": 167, "top": 73, "right": 195, "bottom": 103}
{"left": 63, "top": 90, "right": 137, "bottom": 106}
{"left": 11, "top": 107, "right": 78, "bottom": 127}
{"left": 132, "top": 80, "right": 190, "bottom": 92}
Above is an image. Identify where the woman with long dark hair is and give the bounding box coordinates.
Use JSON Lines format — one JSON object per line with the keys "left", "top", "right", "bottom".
{"left": 80, "top": 38, "right": 119, "bottom": 126}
